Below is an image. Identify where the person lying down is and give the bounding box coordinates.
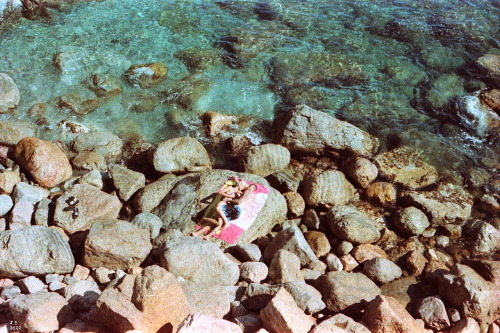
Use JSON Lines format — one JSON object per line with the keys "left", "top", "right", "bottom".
{"left": 191, "top": 176, "right": 257, "bottom": 240}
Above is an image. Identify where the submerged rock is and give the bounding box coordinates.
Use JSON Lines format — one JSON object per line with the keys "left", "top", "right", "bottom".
{"left": 375, "top": 146, "right": 439, "bottom": 190}
{"left": 125, "top": 62, "right": 168, "bottom": 89}
{"left": 457, "top": 95, "right": 500, "bottom": 137}
{"left": 0, "top": 73, "right": 20, "bottom": 113}
{"left": 71, "top": 131, "right": 123, "bottom": 161}
{"left": 275, "top": 104, "right": 379, "bottom": 157}
{"left": 0, "top": 120, "right": 36, "bottom": 146}
{"left": 14, "top": 137, "right": 72, "bottom": 188}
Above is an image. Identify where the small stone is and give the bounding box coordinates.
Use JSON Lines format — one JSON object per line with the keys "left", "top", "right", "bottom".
{"left": 343, "top": 157, "right": 378, "bottom": 188}
{"left": 0, "top": 73, "right": 20, "bottom": 113}
{"left": 363, "top": 258, "right": 402, "bottom": 284}
{"left": 365, "top": 182, "right": 397, "bottom": 207}
{"left": 304, "top": 231, "right": 331, "bottom": 258}
{"left": 201, "top": 111, "right": 237, "bottom": 138}
{"left": 0, "top": 285, "right": 21, "bottom": 300}
{"left": 0, "top": 171, "right": 21, "bottom": 195}
{"left": 302, "top": 170, "right": 356, "bottom": 208}
{"left": 77, "top": 169, "right": 103, "bottom": 189}
{"left": 351, "top": 244, "right": 388, "bottom": 264}
{"left": 327, "top": 206, "right": 381, "bottom": 244}
{"left": 0, "top": 120, "right": 35, "bottom": 146}
{"left": 302, "top": 209, "right": 321, "bottom": 230}
{"left": 177, "top": 314, "right": 242, "bottom": 333}
{"left": 63, "top": 279, "right": 101, "bottom": 312}
{"left": 94, "top": 267, "right": 115, "bottom": 285}
{"left": 72, "top": 265, "right": 90, "bottom": 281}
{"left": 0, "top": 194, "right": 13, "bottom": 216}
{"left": 151, "top": 137, "right": 211, "bottom": 174}
{"left": 109, "top": 164, "right": 145, "bottom": 202}
{"left": 337, "top": 241, "right": 353, "bottom": 255}
{"left": 448, "top": 308, "right": 461, "bottom": 323}
{"left": 325, "top": 253, "right": 343, "bottom": 272}
{"left": 12, "top": 182, "right": 50, "bottom": 205}
{"left": 48, "top": 280, "right": 64, "bottom": 292}
{"left": 310, "top": 313, "right": 371, "bottom": 333}
{"left": 435, "top": 235, "right": 450, "bottom": 248}
{"left": 228, "top": 243, "right": 262, "bottom": 262}
{"left": 339, "top": 254, "right": 358, "bottom": 272}
{"left": 269, "top": 250, "right": 303, "bottom": 283}
{"left": 87, "top": 73, "right": 122, "bottom": 98}
{"left": 235, "top": 313, "right": 263, "bottom": 333}
{"left": 240, "top": 262, "right": 268, "bottom": 283}
{"left": 416, "top": 296, "right": 450, "bottom": 330}
{"left": 9, "top": 201, "right": 34, "bottom": 230}
{"left": 44, "top": 274, "right": 60, "bottom": 284}
{"left": 71, "top": 151, "right": 107, "bottom": 172}
{"left": 283, "top": 281, "right": 326, "bottom": 315}
{"left": 283, "top": 191, "right": 306, "bottom": 218}
{"left": 401, "top": 250, "right": 428, "bottom": 276}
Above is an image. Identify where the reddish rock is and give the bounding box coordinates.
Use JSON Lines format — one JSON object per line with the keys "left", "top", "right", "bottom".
{"left": 260, "top": 288, "right": 315, "bottom": 333}
{"left": 177, "top": 314, "right": 243, "bottom": 333}
{"left": 14, "top": 137, "right": 72, "bottom": 188}
{"left": 310, "top": 313, "right": 370, "bottom": 333}
{"left": 305, "top": 231, "right": 331, "bottom": 258}
{"left": 363, "top": 295, "right": 427, "bottom": 333}
{"left": 449, "top": 318, "right": 480, "bottom": 333}
{"left": 343, "top": 157, "right": 378, "bottom": 188}
{"left": 351, "top": 244, "right": 388, "bottom": 264}
{"left": 339, "top": 254, "right": 359, "bottom": 272}
{"left": 365, "top": 182, "right": 397, "bottom": 207}
{"left": 480, "top": 89, "right": 500, "bottom": 112}
{"left": 416, "top": 296, "right": 450, "bottom": 330}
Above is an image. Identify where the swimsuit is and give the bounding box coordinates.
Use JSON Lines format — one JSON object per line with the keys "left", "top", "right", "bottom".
{"left": 221, "top": 204, "right": 242, "bottom": 221}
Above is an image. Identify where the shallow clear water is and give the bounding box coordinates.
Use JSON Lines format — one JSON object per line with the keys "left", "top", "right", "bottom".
{"left": 0, "top": 0, "right": 499, "bottom": 175}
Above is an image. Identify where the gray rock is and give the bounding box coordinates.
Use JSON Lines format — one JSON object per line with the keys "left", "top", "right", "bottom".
{"left": 363, "top": 258, "right": 402, "bottom": 284}
{"left": 283, "top": 280, "right": 326, "bottom": 314}
{"left": 395, "top": 206, "right": 430, "bottom": 236}
{"left": 416, "top": 296, "right": 451, "bottom": 330}
{"left": 9, "top": 291, "right": 75, "bottom": 332}
{"left": 152, "top": 228, "right": 183, "bottom": 248}
{"left": 310, "top": 313, "right": 371, "bottom": 333}
{"left": 240, "top": 262, "right": 268, "bottom": 283}
{"left": 82, "top": 220, "right": 152, "bottom": 270}
{"left": 463, "top": 220, "right": 500, "bottom": 255}
{"left": 315, "top": 271, "right": 381, "bottom": 313}
{"left": 401, "top": 183, "right": 473, "bottom": 226}
{"left": 0, "top": 226, "right": 74, "bottom": 278}
{"left": 181, "top": 281, "right": 230, "bottom": 319}
{"left": 327, "top": 206, "right": 381, "bottom": 244}
{"left": 302, "top": 170, "right": 356, "bottom": 208}
{"left": 93, "top": 267, "right": 115, "bottom": 285}
{"left": 337, "top": 241, "right": 354, "bottom": 255}
{"left": 109, "top": 164, "right": 145, "bottom": 201}
{"left": 131, "top": 212, "right": 162, "bottom": 239}
{"left": 267, "top": 169, "right": 301, "bottom": 192}
{"left": 448, "top": 308, "right": 461, "bottom": 323}
{"left": 152, "top": 170, "right": 286, "bottom": 243}
{"left": 227, "top": 243, "right": 262, "bottom": 262}
{"left": 77, "top": 169, "right": 103, "bottom": 189}
{"left": 95, "top": 288, "right": 145, "bottom": 332}
{"left": 264, "top": 225, "right": 326, "bottom": 271}
{"left": 9, "top": 201, "right": 34, "bottom": 230}
{"left": 71, "top": 131, "right": 123, "bottom": 161}
{"left": 1, "top": 285, "right": 21, "bottom": 299}
{"left": 438, "top": 264, "right": 500, "bottom": 324}
{"left": 375, "top": 146, "right": 439, "bottom": 189}
{"left": 34, "top": 198, "right": 52, "bottom": 227}
{"left": 343, "top": 157, "right": 378, "bottom": 188}
{"left": 63, "top": 279, "right": 101, "bottom": 312}
{"left": 45, "top": 273, "right": 60, "bottom": 284}
{"left": 160, "top": 236, "right": 239, "bottom": 285}
{"left": 243, "top": 144, "right": 290, "bottom": 177}
{"left": 242, "top": 283, "right": 281, "bottom": 312}
{"left": 133, "top": 174, "right": 177, "bottom": 213}
{"left": 269, "top": 250, "right": 303, "bottom": 283}
{"left": 449, "top": 318, "right": 481, "bottom": 333}
{"left": 151, "top": 136, "right": 211, "bottom": 174}
{"left": 17, "top": 276, "right": 46, "bottom": 294}
{"left": 53, "top": 184, "right": 122, "bottom": 235}
{"left": 11, "top": 182, "right": 50, "bottom": 205}
{"left": 302, "top": 209, "right": 321, "bottom": 230}
{"left": 48, "top": 280, "right": 64, "bottom": 292}
{"left": 0, "top": 73, "right": 20, "bottom": 113}
{"left": 0, "top": 194, "right": 13, "bottom": 216}
{"left": 326, "top": 253, "right": 344, "bottom": 272}
{"left": 0, "top": 120, "right": 35, "bottom": 146}
{"left": 275, "top": 104, "right": 379, "bottom": 157}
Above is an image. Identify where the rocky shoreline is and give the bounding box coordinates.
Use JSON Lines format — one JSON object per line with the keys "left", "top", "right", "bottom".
{"left": 0, "top": 97, "right": 499, "bottom": 332}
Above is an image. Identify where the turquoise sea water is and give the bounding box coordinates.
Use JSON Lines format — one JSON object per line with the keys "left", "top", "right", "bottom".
{"left": 0, "top": 0, "right": 499, "bottom": 176}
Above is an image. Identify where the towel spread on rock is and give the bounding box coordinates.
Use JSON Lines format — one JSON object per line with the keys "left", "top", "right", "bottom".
{"left": 197, "top": 180, "right": 269, "bottom": 243}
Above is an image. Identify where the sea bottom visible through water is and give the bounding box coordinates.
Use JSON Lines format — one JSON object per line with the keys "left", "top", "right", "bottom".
{"left": 0, "top": 0, "right": 499, "bottom": 177}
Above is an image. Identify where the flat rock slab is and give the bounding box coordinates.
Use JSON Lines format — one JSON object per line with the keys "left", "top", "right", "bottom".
{"left": 0, "top": 226, "right": 74, "bottom": 278}
{"left": 375, "top": 146, "right": 438, "bottom": 190}
{"left": 401, "top": 183, "right": 473, "bottom": 226}
{"left": 54, "top": 184, "right": 122, "bottom": 235}
{"left": 160, "top": 236, "right": 240, "bottom": 286}
{"left": 83, "top": 219, "right": 152, "bottom": 270}
{"left": 275, "top": 104, "right": 379, "bottom": 157}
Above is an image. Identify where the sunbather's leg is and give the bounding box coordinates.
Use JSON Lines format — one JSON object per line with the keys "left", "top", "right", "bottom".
{"left": 192, "top": 217, "right": 218, "bottom": 237}
{"left": 203, "top": 218, "right": 223, "bottom": 240}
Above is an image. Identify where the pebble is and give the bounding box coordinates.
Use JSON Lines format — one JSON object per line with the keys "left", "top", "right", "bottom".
{"left": 339, "top": 254, "right": 358, "bottom": 272}
{"left": 336, "top": 241, "right": 353, "bottom": 255}
{"left": 363, "top": 258, "right": 402, "bottom": 284}
{"left": 17, "top": 276, "right": 46, "bottom": 294}
{"left": 325, "top": 253, "right": 343, "bottom": 272}
{"left": 240, "top": 262, "right": 269, "bottom": 283}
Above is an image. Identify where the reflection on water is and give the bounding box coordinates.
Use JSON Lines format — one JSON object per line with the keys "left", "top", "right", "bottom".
{"left": 0, "top": 0, "right": 499, "bottom": 174}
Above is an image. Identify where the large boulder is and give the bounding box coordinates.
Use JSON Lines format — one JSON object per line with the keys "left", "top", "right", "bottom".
{"left": 71, "top": 131, "right": 123, "bottom": 161}
{"left": 363, "top": 295, "right": 427, "bottom": 333}
{"left": 275, "top": 104, "right": 379, "bottom": 157}
{"left": 0, "top": 120, "right": 36, "bottom": 146}
{"left": 374, "top": 146, "right": 438, "bottom": 189}
{"left": 83, "top": 220, "right": 152, "bottom": 270}
{"left": 9, "top": 291, "right": 75, "bottom": 332}
{"left": 53, "top": 184, "right": 122, "bottom": 235}
{"left": 315, "top": 271, "right": 381, "bottom": 314}
{"left": 0, "top": 226, "right": 74, "bottom": 278}
{"left": 326, "top": 206, "right": 382, "bottom": 244}
{"left": 160, "top": 236, "right": 240, "bottom": 285}
{"left": 14, "top": 137, "right": 72, "bottom": 188}
{"left": 132, "top": 265, "right": 190, "bottom": 332}
{"left": 152, "top": 170, "right": 286, "bottom": 243}
{"left": 438, "top": 264, "right": 500, "bottom": 324}
{"left": 400, "top": 183, "right": 473, "bottom": 226}
{"left": 0, "top": 73, "right": 20, "bottom": 113}
{"left": 150, "top": 136, "right": 211, "bottom": 174}
{"left": 242, "top": 144, "right": 290, "bottom": 177}
{"left": 301, "top": 170, "right": 356, "bottom": 208}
